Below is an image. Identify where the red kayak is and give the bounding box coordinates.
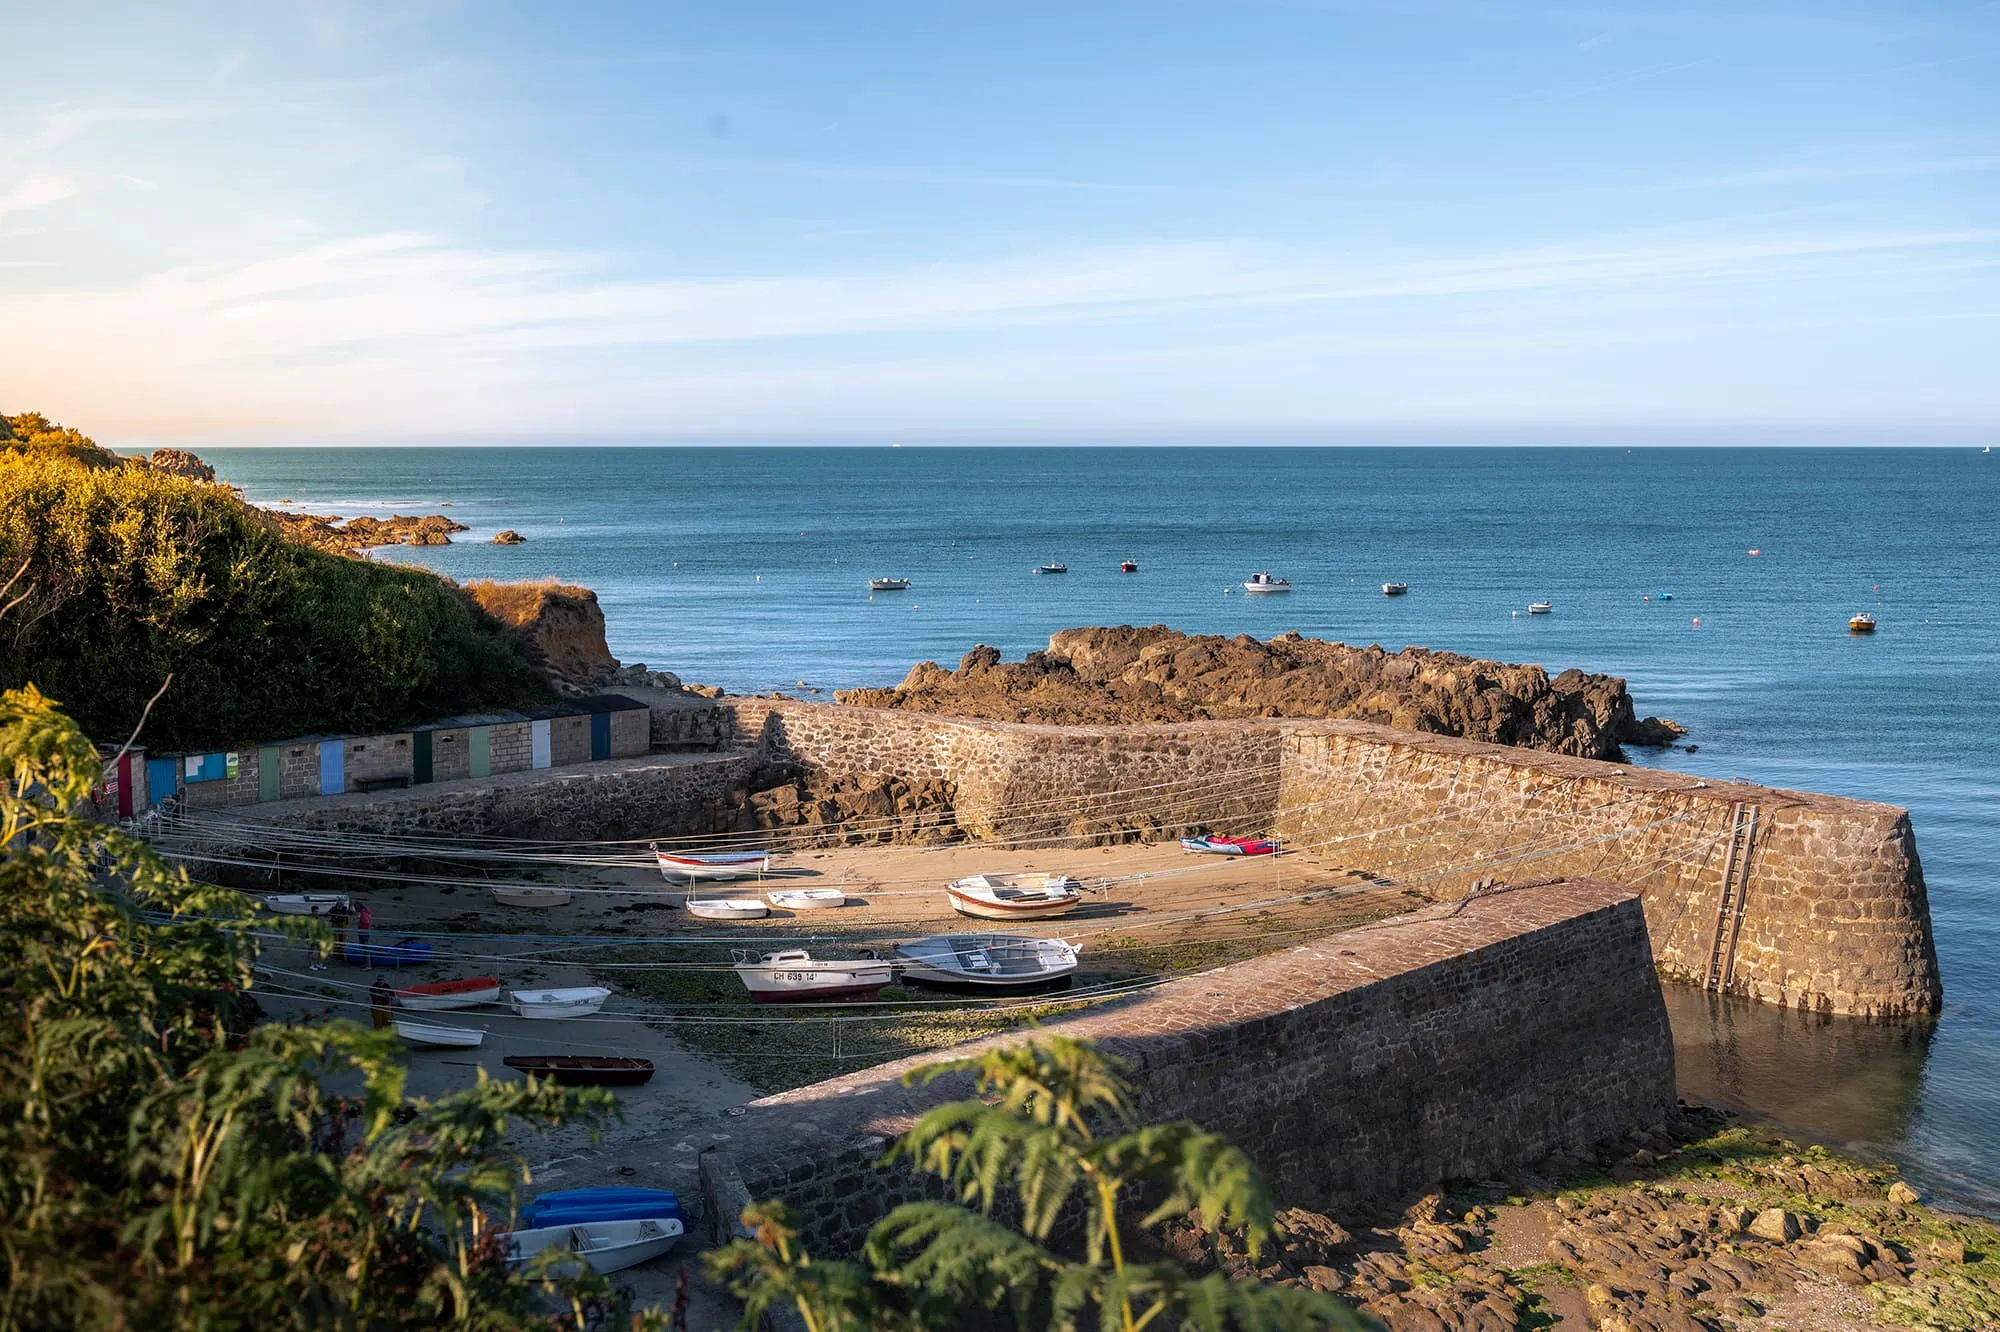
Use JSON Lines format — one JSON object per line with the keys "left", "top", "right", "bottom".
{"left": 1179, "top": 835, "right": 1280, "bottom": 857}
{"left": 394, "top": 976, "right": 502, "bottom": 1011}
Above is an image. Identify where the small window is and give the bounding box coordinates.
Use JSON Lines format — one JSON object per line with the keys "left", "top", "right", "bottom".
{"left": 395, "top": 738, "right": 408, "bottom": 747}
{"left": 352, "top": 745, "right": 366, "bottom": 753}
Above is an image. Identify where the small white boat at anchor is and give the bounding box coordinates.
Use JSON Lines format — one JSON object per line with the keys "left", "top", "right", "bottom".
{"left": 393, "top": 1019, "right": 486, "bottom": 1048}
{"left": 1242, "top": 571, "right": 1292, "bottom": 594}
{"left": 651, "top": 845, "right": 773, "bottom": 882}
{"left": 509, "top": 987, "right": 612, "bottom": 1019}
{"left": 262, "top": 893, "right": 351, "bottom": 917}
{"left": 733, "top": 949, "right": 893, "bottom": 1003}
{"left": 1527, "top": 601, "right": 1553, "bottom": 615}
{"left": 504, "top": 1216, "right": 685, "bottom": 1276}
{"left": 765, "top": 887, "right": 846, "bottom": 911}
{"left": 895, "top": 934, "right": 1081, "bottom": 991}
{"left": 491, "top": 887, "right": 573, "bottom": 908}
{"left": 1382, "top": 582, "right": 1409, "bottom": 596}
{"left": 685, "top": 891, "right": 769, "bottom": 920}
{"left": 946, "top": 873, "right": 1085, "bottom": 920}
{"left": 868, "top": 577, "right": 911, "bottom": 592}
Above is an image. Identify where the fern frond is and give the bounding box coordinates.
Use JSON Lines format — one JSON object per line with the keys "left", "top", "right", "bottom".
{"left": 1169, "top": 1269, "right": 1378, "bottom": 1331}
{"left": 865, "top": 1201, "right": 1052, "bottom": 1329}
{"left": 901, "top": 1034, "right": 1136, "bottom": 1138}
{"left": 1095, "top": 1122, "right": 1278, "bottom": 1255}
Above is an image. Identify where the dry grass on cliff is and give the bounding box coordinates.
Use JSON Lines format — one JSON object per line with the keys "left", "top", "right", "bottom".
{"left": 462, "top": 577, "right": 589, "bottom": 628}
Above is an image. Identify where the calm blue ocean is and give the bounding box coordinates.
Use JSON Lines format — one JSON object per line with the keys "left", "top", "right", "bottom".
{"left": 200, "top": 445, "right": 2000, "bottom": 1214}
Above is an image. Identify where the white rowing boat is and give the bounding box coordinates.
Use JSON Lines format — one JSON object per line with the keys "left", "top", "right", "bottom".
{"left": 393, "top": 976, "right": 501, "bottom": 1010}
{"left": 651, "top": 846, "right": 772, "bottom": 881}
{"left": 894, "top": 934, "right": 1080, "bottom": 990}
{"left": 509, "top": 986, "right": 612, "bottom": 1019}
{"left": 765, "top": 887, "right": 846, "bottom": 911}
{"left": 686, "top": 893, "right": 769, "bottom": 920}
{"left": 262, "top": 893, "right": 351, "bottom": 916}
{"left": 945, "top": 873, "right": 1084, "bottom": 920}
{"left": 393, "top": 1019, "right": 486, "bottom": 1048}
{"left": 504, "top": 1216, "right": 684, "bottom": 1275}
{"left": 491, "top": 887, "right": 573, "bottom": 908}
{"left": 733, "top": 949, "right": 893, "bottom": 1003}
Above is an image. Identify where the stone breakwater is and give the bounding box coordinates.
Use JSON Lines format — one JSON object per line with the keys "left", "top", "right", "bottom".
{"left": 837, "top": 625, "right": 1686, "bottom": 759}
{"left": 699, "top": 880, "right": 1675, "bottom": 1258}
{"left": 725, "top": 698, "right": 1940, "bottom": 1018}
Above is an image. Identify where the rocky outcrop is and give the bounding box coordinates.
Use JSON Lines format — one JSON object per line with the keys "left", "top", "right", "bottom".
{"left": 462, "top": 580, "right": 617, "bottom": 691}
{"left": 144, "top": 448, "right": 217, "bottom": 482}
{"left": 838, "top": 625, "right": 1685, "bottom": 760}
{"left": 490, "top": 529, "right": 526, "bottom": 544}
{"left": 265, "top": 509, "right": 470, "bottom": 554}
{"left": 699, "top": 762, "right": 960, "bottom": 844}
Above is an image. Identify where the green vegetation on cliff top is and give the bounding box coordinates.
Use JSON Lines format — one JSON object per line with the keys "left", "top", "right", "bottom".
{"left": 0, "top": 413, "right": 549, "bottom": 751}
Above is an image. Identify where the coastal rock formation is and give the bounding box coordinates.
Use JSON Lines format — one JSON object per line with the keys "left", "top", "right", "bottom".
{"left": 490, "top": 529, "right": 526, "bottom": 544}
{"left": 144, "top": 448, "right": 217, "bottom": 482}
{"left": 265, "top": 509, "right": 471, "bottom": 553}
{"left": 700, "top": 762, "right": 960, "bottom": 844}
{"left": 838, "top": 625, "right": 1685, "bottom": 760}
{"left": 463, "top": 579, "right": 618, "bottom": 690}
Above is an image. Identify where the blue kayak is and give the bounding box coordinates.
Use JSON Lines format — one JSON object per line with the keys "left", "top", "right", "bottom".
{"left": 342, "top": 939, "right": 434, "bottom": 967}
{"left": 521, "top": 1187, "right": 683, "bottom": 1229}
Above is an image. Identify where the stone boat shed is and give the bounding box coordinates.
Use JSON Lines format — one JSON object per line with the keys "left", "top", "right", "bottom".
{"left": 139, "top": 694, "right": 650, "bottom": 810}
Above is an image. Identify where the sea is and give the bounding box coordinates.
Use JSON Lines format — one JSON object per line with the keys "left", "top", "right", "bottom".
{"left": 199, "top": 444, "right": 2000, "bottom": 1215}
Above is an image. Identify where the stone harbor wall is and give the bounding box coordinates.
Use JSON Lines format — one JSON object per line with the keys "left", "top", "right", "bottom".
{"left": 725, "top": 699, "right": 1939, "bottom": 1018}
{"left": 698, "top": 879, "right": 1675, "bottom": 1258}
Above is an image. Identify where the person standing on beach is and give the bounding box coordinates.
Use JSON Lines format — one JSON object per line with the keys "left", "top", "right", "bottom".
{"left": 330, "top": 898, "right": 351, "bottom": 960}
{"left": 370, "top": 976, "right": 393, "bottom": 1029}
{"left": 356, "top": 901, "right": 373, "bottom": 968}
{"left": 307, "top": 904, "right": 325, "bottom": 971}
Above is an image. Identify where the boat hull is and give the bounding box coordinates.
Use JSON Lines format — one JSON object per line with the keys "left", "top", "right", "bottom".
{"left": 395, "top": 977, "right": 501, "bottom": 1010}
{"left": 655, "top": 852, "right": 771, "bottom": 882}
{"left": 686, "top": 898, "right": 769, "bottom": 920}
{"left": 765, "top": 889, "right": 846, "bottom": 911}
{"left": 894, "top": 935, "right": 1080, "bottom": 992}
{"left": 503, "top": 1056, "right": 655, "bottom": 1087}
{"left": 509, "top": 987, "right": 611, "bottom": 1020}
{"left": 262, "top": 894, "right": 350, "bottom": 916}
{"left": 394, "top": 1020, "right": 485, "bottom": 1048}
{"left": 736, "top": 961, "right": 893, "bottom": 1003}
{"left": 946, "top": 889, "right": 1082, "bottom": 920}
{"left": 342, "top": 940, "right": 433, "bottom": 968}
{"left": 504, "top": 1217, "right": 683, "bottom": 1275}
{"left": 492, "top": 888, "right": 572, "bottom": 908}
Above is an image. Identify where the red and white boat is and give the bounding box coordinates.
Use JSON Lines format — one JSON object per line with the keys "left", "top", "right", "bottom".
{"left": 945, "top": 873, "right": 1084, "bottom": 920}
{"left": 394, "top": 976, "right": 502, "bottom": 1011}
{"left": 733, "top": 949, "right": 893, "bottom": 1003}
{"left": 651, "top": 845, "right": 772, "bottom": 881}
{"left": 1178, "top": 835, "right": 1280, "bottom": 857}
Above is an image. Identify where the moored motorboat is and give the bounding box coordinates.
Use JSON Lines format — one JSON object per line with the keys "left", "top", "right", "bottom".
{"left": 394, "top": 976, "right": 501, "bottom": 1010}
{"left": 945, "top": 873, "right": 1084, "bottom": 920}
{"left": 733, "top": 949, "right": 894, "bottom": 1003}
{"left": 1178, "top": 835, "right": 1279, "bottom": 857}
{"left": 869, "top": 577, "right": 911, "bottom": 591}
{"left": 1242, "top": 571, "right": 1292, "bottom": 594}
{"left": 262, "top": 893, "right": 352, "bottom": 916}
{"left": 342, "top": 938, "right": 433, "bottom": 968}
{"left": 1120, "top": 560, "right": 1138, "bottom": 573}
{"left": 1382, "top": 582, "right": 1409, "bottom": 596}
{"left": 895, "top": 934, "right": 1080, "bottom": 991}
{"left": 1033, "top": 562, "right": 1069, "bottom": 575}
{"left": 765, "top": 887, "right": 846, "bottom": 911}
{"left": 1527, "top": 601, "right": 1553, "bottom": 615}
{"left": 503, "top": 1055, "right": 655, "bottom": 1087}
{"left": 685, "top": 892, "right": 769, "bottom": 920}
{"left": 393, "top": 1019, "right": 485, "bottom": 1048}
{"left": 1849, "top": 613, "right": 1877, "bottom": 633}
{"left": 491, "top": 887, "right": 573, "bottom": 908}
{"left": 652, "top": 846, "right": 772, "bottom": 881}
{"left": 509, "top": 986, "right": 612, "bottom": 1019}
{"left": 503, "top": 1216, "right": 683, "bottom": 1275}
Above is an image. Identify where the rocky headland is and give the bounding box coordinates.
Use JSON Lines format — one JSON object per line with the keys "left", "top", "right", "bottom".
{"left": 838, "top": 625, "right": 1686, "bottom": 760}
{"left": 263, "top": 508, "right": 471, "bottom": 553}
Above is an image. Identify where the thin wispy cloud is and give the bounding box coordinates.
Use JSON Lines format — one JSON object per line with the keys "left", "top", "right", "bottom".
{"left": 0, "top": 174, "right": 78, "bottom": 216}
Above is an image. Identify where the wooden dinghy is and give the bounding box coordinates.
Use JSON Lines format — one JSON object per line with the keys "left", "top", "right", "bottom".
{"left": 650, "top": 846, "right": 772, "bottom": 882}
{"left": 393, "top": 1019, "right": 485, "bottom": 1048}
{"left": 394, "top": 976, "right": 501, "bottom": 1010}
{"left": 894, "top": 934, "right": 1080, "bottom": 991}
{"left": 503, "top": 1055, "right": 655, "bottom": 1087}
{"left": 491, "top": 886, "right": 573, "bottom": 908}
{"left": 503, "top": 1216, "right": 683, "bottom": 1275}
{"left": 686, "top": 891, "right": 769, "bottom": 920}
{"left": 945, "top": 873, "right": 1083, "bottom": 920}
{"left": 733, "top": 949, "right": 892, "bottom": 1003}
{"left": 509, "top": 986, "right": 611, "bottom": 1019}
{"left": 765, "top": 887, "right": 846, "bottom": 911}
{"left": 262, "top": 893, "right": 351, "bottom": 916}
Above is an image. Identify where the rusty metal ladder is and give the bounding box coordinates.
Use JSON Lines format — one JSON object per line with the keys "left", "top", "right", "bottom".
{"left": 1703, "top": 801, "right": 1761, "bottom": 991}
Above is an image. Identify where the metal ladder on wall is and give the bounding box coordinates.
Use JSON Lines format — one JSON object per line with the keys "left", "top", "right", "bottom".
{"left": 1702, "top": 801, "right": 1761, "bottom": 992}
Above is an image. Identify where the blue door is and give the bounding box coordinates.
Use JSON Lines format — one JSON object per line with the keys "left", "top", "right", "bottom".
{"left": 589, "top": 712, "right": 611, "bottom": 761}
{"left": 318, "top": 740, "right": 345, "bottom": 795}
{"left": 147, "top": 757, "right": 179, "bottom": 806}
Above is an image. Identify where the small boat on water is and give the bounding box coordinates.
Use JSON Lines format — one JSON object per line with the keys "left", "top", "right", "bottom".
{"left": 503, "top": 1216, "right": 683, "bottom": 1275}
{"left": 1656, "top": 592, "right": 1674, "bottom": 601}
{"left": 394, "top": 976, "right": 501, "bottom": 1010}
{"left": 896, "top": 934, "right": 1080, "bottom": 991}
{"left": 1382, "top": 582, "right": 1409, "bottom": 596}
{"left": 1033, "top": 562, "right": 1069, "bottom": 575}
{"left": 652, "top": 846, "right": 772, "bottom": 881}
{"left": 733, "top": 949, "right": 894, "bottom": 1003}
{"left": 342, "top": 939, "right": 433, "bottom": 968}
{"left": 263, "top": 893, "right": 351, "bottom": 916}
{"left": 946, "top": 873, "right": 1084, "bottom": 920}
{"left": 765, "top": 887, "right": 846, "bottom": 911}
{"left": 1527, "top": 601, "right": 1553, "bottom": 615}
{"left": 1849, "top": 613, "right": 1877, "bottom": 634}
{"left": 491, "top": 887, "right": 573, "bottom": 908}
{"left": 503, "top": 1055, "right": 655, "bottom": 1087}
{"left": 1179, "top": 835, "right": 1279, "bottom": 857}
{"left": 869, "top": 577, "right": 911, "bottom": 592}
{"left": 393, "top": 1019, "right": 485, "bottom": 1048}
{"left": 685, "top": 891, "right": 769, "bottom": 920}
{"left": 1242, "top": 572, "right": 1292, "bottom": 594}
{"left": 1120, "top": 560, "right": 1139, "bottom": 573}
{"left": 509, "top": 986, "right": 612, "bottom": 1019}
{"left": 522, "top": 1187, "right": 685, "bottom": 1230}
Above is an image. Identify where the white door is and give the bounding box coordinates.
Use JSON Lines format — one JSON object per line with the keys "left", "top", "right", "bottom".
{"left": 530, "top": 719, "right": 552, "bottom": 769}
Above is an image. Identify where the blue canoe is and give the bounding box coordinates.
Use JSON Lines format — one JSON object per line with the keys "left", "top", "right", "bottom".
{"left": 521, "top": 1187, "right": 684, "bottom": 1229}
{"left": 342, "top": 939, "right": 434, "bottom": 968}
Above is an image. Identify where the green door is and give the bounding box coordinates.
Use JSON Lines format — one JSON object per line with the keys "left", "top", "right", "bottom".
{"left": 258, "top": 747, "right": 281, "bottom": 801}
{"left": 412, "top": 731, "right": 433, "bottom": 784}
{"left": 468, "top": 727, "right": 491, "bottom": 779}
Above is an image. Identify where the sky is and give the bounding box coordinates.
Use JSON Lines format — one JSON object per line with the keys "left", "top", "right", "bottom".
{"left": 1, "top": 0, "right": 1996, "bottom": 445}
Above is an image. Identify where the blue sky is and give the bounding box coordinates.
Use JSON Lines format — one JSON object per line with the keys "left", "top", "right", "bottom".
{"left": 1, "top": 1, "right": 1995, "bottom": 443}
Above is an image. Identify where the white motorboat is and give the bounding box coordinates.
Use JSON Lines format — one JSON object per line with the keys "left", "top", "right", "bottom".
{"left": 868, "top": 577, "right": 911, "bottom": 592}
{"left": 894, "top": 934, "right": 1080, "bottom": 990}
{"left": 393, "top": 976, "right": 502, "bottom": 1011}
{"left": 1242, "top": 572, "right": 1292, "bottom": 594}
{"left": 509, "top": 987, "right": 612, "bottom": 1019}
{"left": 652, "top": 846, "right": 772, "bottom": 881}
{"left": 685, "top": 892, "right": 769, "bottom": 920}
{"left": 393, "top": 1019, "right": 485, "bottom": 1048}
{"left": 945, "top": 873, "right": 1084, "bottom": 920}
{"left": 1527, "top": 601, "right": 1553, "bottom": 615}
{"left": 1033, "top": 562, "right": 1068, "bottom": 575}
{"left": 262, "top": 893, "right": 351, "bottom": 917}
{"left": 504, "top": 1216, "right": 685, "bottom": 1276}
{"left": 491, "top": 887, "right": 573, "bottom": 908}
{"left": 733, "top": 949, "right": 893, "bottom": 1003}
{"left": 765, "top": 887, "right": 846, "bottom": 911}
{"left": 1382, "top": 582, "right": 1409, "bottom": 596}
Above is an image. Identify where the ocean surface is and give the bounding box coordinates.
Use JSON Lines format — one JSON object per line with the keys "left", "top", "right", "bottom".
{"left": 201, "top": 444, "right": 2000, "bottom": 1214}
